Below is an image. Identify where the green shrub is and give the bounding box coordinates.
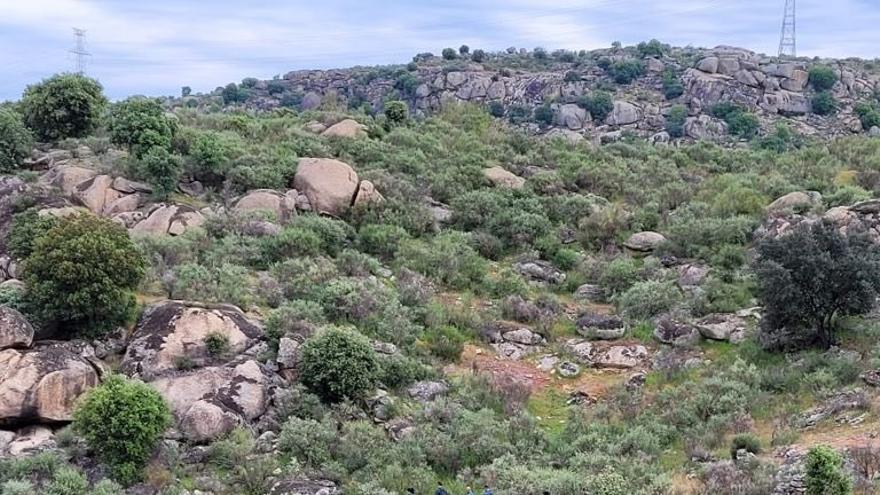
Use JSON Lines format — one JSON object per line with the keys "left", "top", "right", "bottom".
{"left": 637, "top": 39, "right": 666, "bottom": 58}
{"left": 1, "top": 480, "right": 35, "bottom": 495}
{"left": 488, "top": 101, "right": 505, "bottom": 118}
{"left": 107, "top": 98, "right": 176, "bottom": 157}
{"left": 616, "top": 280, "right": 682, "bottom": 320}
{"left": 665, "top": 105, "right": 688, "bottom": 138}
{"left": 854, "top": 102, "right": 880, "bottom": 130}
{"left": 608, "top": 60, "right": 644, "bottom": 84}
{"left": 171, "top": 262, "right": 250, "bottom": 308}
{"left": 7, "top": 209, "right": 58, "bottom": 260}
{"left": 661, "top": 69, "right": 684, "bottom": 99}
{"left": 24, "top": 215, "right": 145, "bottom": 335}
{"left": 358, "top": 223, "right": 411, "bottom": 259}
{"left": 397, "top": 232, "right": 487, "bottom": 289}
{"left": 598, "top": 257, "right": 641, "bottom": 298}
{"left": 729, "top": 433, "right": 762, "bottom": 459}
{"left": 221, "top": 83, "right": 249, "bottom": 104}
{"left": 472, "top": 49, "right": 486, "bottom": 63}
{"left": 278, "top": 417, "right": 336, "bottom": 467}
{"left": 507, "top": 104, "right": 531, "bottom": 124}
{"left": 20, "top": 73, "right": 107, "bottom": 141}
{"left": 442, "top": 48, "right": 457, "bottom": 60}
{"left": 204, "top": 331, "right": 231, "bottom": 356}
{"left": 422, "top": 325, "right": 468, "bottom": 361}
{"left": 727, "top": 111, "right": 760, "bottom": 139}
{"left": 299, "top": 326, "right": 380, "bottom": 402}
{"left": 92, "top": 480, "right": 123, "bottom": 495}
{"left": 811, "top": 91, "right": 837, "bottom": 115}
{"left": 534, "top": 104, "right": 554, "bottom": 126}
{"left": 804, "top": 445, "right": 852, "bottom": 495}
{"left": 44, "top": 467, "right": 87, "bottom": 495}
{"left": 578, "top": 91, "right": 614, "bottom": 122}
{"left": 384, "top": 100, "right": 408, "bottom": 126}
{"left": 137, "top": 147, "right": 182, "bottom": 199}
{"left": 73, "top": 375, "right": 171, "bottom": 485}
{"left": 809, "top": 66, "right": 838, "bottom": 91}
{"left": 0, "top": 108, "right": 34, "bottom": 172}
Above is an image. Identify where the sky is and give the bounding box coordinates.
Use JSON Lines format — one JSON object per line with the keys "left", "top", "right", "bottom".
{"left": 0, "top": 0, "right": 878, "bottom": 100}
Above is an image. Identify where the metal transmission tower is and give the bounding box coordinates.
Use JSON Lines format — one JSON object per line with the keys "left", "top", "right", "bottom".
{"left": 778, "top": 0, "right": 796, "bottom": 58}
{"left": 70, "top": 28, "right": 91, "bottom": 74}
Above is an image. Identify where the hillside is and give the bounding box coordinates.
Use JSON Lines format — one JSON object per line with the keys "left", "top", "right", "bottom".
{"left": 189, "top": 43, "right": 880, "bottom": 144}
{"left": 0, "top": 43, "right": 880, "bottom": 495}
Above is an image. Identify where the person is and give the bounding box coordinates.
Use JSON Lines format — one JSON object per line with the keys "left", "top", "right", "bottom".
{"left": 466, "top": 487, "right": 475, "bottom": 495}
{"left": 406, "top": 489, "right": 415, "bottom": 495}
{"left": 435, "top": 482, "right": 449, "bottom": 495}
{"left": 482, "top": 485, "right": 494, "bottom": 495}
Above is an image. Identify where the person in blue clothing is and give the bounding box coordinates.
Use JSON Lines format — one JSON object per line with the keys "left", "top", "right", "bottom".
{"left": 465, "top": 487, "right": 476, "bottom": 495}
{"left": 482, "top": 485, "right": 494, "bottom": 495}
{"left": 435, "top": 481, "right": 449, "bottom": 495}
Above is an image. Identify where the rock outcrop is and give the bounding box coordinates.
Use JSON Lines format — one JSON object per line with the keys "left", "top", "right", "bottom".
{"left": 293, "top": 158, "right": 361, "bottom": 216}
{"left": 0, "top": 306, "right": 34, "bottom": 350}
{"left": 122, "top": 300, "right": 264, "bottom": 379}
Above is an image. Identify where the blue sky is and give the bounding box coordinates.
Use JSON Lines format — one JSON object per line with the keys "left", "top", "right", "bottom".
{"left": 1, "top": 0, "right": 878, "bottom": 100}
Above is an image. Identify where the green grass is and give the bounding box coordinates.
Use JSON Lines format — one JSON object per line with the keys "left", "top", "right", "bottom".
{"left": 526, "top": 388, "right": 571, "bottom": 436}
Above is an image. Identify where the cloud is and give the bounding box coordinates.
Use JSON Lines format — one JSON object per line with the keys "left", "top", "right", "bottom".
{"left": 0, "top": 0, "right": 877, "bottom": 100}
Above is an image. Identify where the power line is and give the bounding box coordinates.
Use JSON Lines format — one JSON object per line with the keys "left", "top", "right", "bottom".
{"left": 70, "top": 28, "right": 91, "bottom": 74}
{"left": 778, "top": 0, "right": 796, "bottom": 57}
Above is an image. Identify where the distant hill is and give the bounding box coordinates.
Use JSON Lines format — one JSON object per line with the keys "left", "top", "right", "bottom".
{"left": 182, "top": 43, "right": 880, "bottom": 143}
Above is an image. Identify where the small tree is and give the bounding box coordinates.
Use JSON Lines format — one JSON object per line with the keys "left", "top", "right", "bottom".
{"left": 459, "top": 45, "right": 470, "bottom": 56}
{"left": 608, "top": 60, "right": 644, "bottom": 84}
{"left": 665, "top": 104, "right": 688, "bottom": 138}
{"left": 181, "top": 86, "right": 192, "bottom": 97}
{"left": 107, "top": 98, "right": 177, "bottom": 157}
{"left": 24, "top": 214, "right": 146, "bottom": 335}
{"left": 221, "top": 83, "right": 249, "bottom": 104}
{"left": 804, "top": 446, "right": 852, "bottom": 495}
{"left": 138, "top": 147, "right": 182, "bottom": 199}
{"left": 442, "top": 48, "right": 458, "bottom": 60}
{"left": 637, "top": 39, "right": 666, "bottom": 58}
{"left": 7, "top": 209, "right": 59, "bottom": 260}
{"left": 299, "top": 326, "right": 379, "bottom": 403}
{"left": 578, "top": 91, "right": 614, "bottom": 122}
{"left": 383, "top": 100, "right": 409, "bottom": 126}
{"left": 754, "top": 220, "right": 880, "bottom": 349}
{"left": 0, "top": 108, "right": 34, "bottom": 172}
{"left": 20, "top": 73, "right": 107, "bottom": 141}
{"left": 534, "top": 104, "right": 554, "bottom": 126}
{"left": 472, "top": 49, "right": 486, "bottom": 63}
{"left": 809, "top": 66, "right": 838, "bottom": 91}
{"left": 73, "top": 375, "right": 172, "bottom": 485}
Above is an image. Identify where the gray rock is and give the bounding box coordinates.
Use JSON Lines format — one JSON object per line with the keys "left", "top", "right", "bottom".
{"left": 276, "top": 337, "right": 299, "bottom": 369}
{"left": 576, "top": 313, "right": 626, "bottom": 340}
{"left": 0, "top": 306, "right": 33, "bottom": 350}
{"left": 574, "top": 284, "right": 603, "bottom": 302}
{"left": 653, "top": 317, "right": 701, "bottom": 347}
{"left": 514, "top": 260, "right": 566, "bottom": 284}
{"left": 695, "top": 313, "right": 748, "bottom": 342}
{"left": 605, "top": 101, "right": 641, "bottom": 126}
{"left": 556, "top": 361, "right": 580, "bottom": 377}
{"left": 406, "top": 380, "right": 449, "bottom": 402}
{"left": 623, "top": 231, "right": 667, "bottom": 254}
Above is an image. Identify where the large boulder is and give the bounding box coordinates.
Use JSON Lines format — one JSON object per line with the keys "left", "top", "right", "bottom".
{"left": 129, "top": 204, "right": 205, "bottom": 236}
{"left": 406, "top": 380, "right": 449, "bottom": 403}
{"left": 293, "top": 158, "right": 360, "bottom": 216}
{"left": 696, "top": 313, "right": 748, "bottom": 342}
{"left": 121, "top": 301, "right": 263, "bottom": 379}
{"left": 767, "top": 191, "right": 822, "bottom": 215}
{"left": 150, "top": 360, "right": 268, "bottom": 443}
{"left": 483, "top": 166, "right": 525, "bottom": 189}
{"left": 605, "top": 101, "right": 642, "bottom": 126}
{"left": 0, "top": 306, "right": 33, "bottom": 350}
{"left": 576, "top": 313, "right": 626, "bottom": 340}
{"left": 321, "top": 119, "right": 367, "bottom": 139}
{"left": 352, "top": 180, "right": 384, "bottom": 207}
{"left": 623, "top": 231, "right": 667, "bottom": 254}
{"left": 0, "top": 345, "right": 99, "bottom": 424}
{"left": 557, "top": 104, "right": 589, "bottom": 130}
{"left": 653, "top": 317, "right": 701, "bottom": 347}
{"left": 514, "top": 260, "right": 566, "bottom": 284}
{"left": 593, "top": 344, "right": 649, "bottom": 369}
{"left": 233, "top": 189, "right": 296, "bottom": 221}
{"left": 684, "top": 115, "right": 728, "bottom": 140}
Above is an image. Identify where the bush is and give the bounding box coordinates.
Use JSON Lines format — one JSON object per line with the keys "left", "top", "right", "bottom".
{"left": 299, "top": 326, "right": 380, "bottom": 402}
{"left": 472, "top": 49, "right": 486, "bottom": 63}
{"left": 442, "top": 48, "right": 458, "bottom": 60}
{"left": 608, "top": 60, "right": 644, "bottom": 84}
{"left": 662, "top": 69, "right": 684, "bottom": 99}
{"left": 221, "top": 83, "right": 249, "bottom": 104}
{"left": 0, "top": 108, "right": 34, "bottom": 172}
{"left": 729, "top": 433, "right": 762, "bottom": 459}
{"left": 755, "top": 220, "right": 880, "bottom": 349}
{"left": 422, "top": 325, "right": 468, "bottom": 361}
{"left": 278, "top": 417, "right": 336, "bottom": 467}
{"left": 578, "top": 91, "right": 614, "bottom": 122}
{"left": 137, "top": 147, "right": 181, "bottom": 199}
{"left": 809, "top": 66, "right": 838, "bottom": 91}
{"left": 812, "top": 91, "right": 837, "bottom": 115}
{"left": 507, "top": 104, "right": 531, "bottom": 124}
{"left": 1, "top": 480, "right": 35, "bottom": 495}
{"left": 398, "top": 232, "right": 487, "bottom": 289}
{"left": 24, "top": 215, "right": 145, "bottom": 335}
{"left": 107, "top": 98, "right": 176, "bottom": 157}
{"left": 73, "top": 375, "right": 172, "bottom": 485}
{"left": 727, "top": 111, "right": 760, "bottom": 139}
{"left": 637, "top": 39, "right": 666, "bottom": 58}
{"left": 20, "top": 73, "right": 107, "bottom": 141}
{"left": 384, "top": 100, "right": 408, "bottom": 126}
{"left": 358, "top": 223, "right": 411, "bottom": 259}
{"left": 7, "top": 209, "right": 58, "bottom": 260}
{"left": 854, "top": 102, "right": 880, "bottom": 130}
{"left": 487, "top": 101, "right": 504, "bottom": 118}
{"left": 44, "top": 467, "right": 87, "bottom": 495}
{"left": 459, "top": 45, "right": 470, "bottom": 55}
{"left": 616, "top": 280, "right": 682, "bottom": 320}
{"left": 665, "top": 105, "right": 688, "bottom": 138}
{"left": 804, "top": 445, "right": 852, "bottom": 495}
{"left": 534, "top": 104, "right": 554, "bottom": 126}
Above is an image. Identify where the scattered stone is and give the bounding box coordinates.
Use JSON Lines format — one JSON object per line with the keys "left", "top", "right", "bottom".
{"left": 695, "top": 313, "right": 748, "bottom": 342}
{"left": 483, "top": 166, "right": 525, "bottom": 189}
{"left": 276, "top": 337, "right": 300, "bottom": 369}
{"left": 767, "top": 191, "right": 822, "bottom": 215}
{"left": 556, "top": 361, "right": 580, "bottom": 377}
{"left": 653, "top": 317, "right": 701, "bottom": 347}
{"left": 797, "top": 390, "right": 868, "bottom": 428}
{"left": 573, "top": 284, "right": 603, "bottom": 302}
{"left": 623, "top": 231, "right": 667, "bottom": 254}
{"left": 576, "top": 313, "right": 626, "bottom": 340}
{"left": 406, "top": 380, "right": 449, "bottom": 402}
{"left": 566, "top": 390, "right": 595, "bottom": 406}
{"left": 513, "top": 259, "right": 566, "bottom": 284}
{"left": 626, "top": 371, "right": 647, "bottom": 390}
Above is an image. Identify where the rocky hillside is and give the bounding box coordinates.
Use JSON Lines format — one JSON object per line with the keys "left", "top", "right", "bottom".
{"left": 199, "top": 44, "right": 880, "bottom": 143}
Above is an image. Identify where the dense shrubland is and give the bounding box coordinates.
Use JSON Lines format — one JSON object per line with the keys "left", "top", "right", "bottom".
{"left": 3, "top": 69, "right": 880, "bottom": 494}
